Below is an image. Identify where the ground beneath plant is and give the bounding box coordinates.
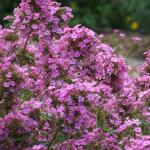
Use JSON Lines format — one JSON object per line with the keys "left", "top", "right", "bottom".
{"left": 102, "top": 33, "right": 150, "bottom": 67}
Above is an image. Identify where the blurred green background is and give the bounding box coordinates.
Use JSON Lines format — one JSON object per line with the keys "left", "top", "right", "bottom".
{"left": 0, "top": 0, "right": 150, "bottom": 34}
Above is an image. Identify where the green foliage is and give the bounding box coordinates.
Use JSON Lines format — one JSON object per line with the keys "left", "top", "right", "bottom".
{"left": 19, "top": 89, "right": 32, "bottom": 101}
{"left": 60, "top": 0, "right": 150, "bottom": 33}
{"left": 40, "top": 112, "right": 52, "bottom": 121}
{"left": 126, "top": 0, "right": 150, "bottom": 34}
{"left": 0, "top": 0, "right": 19, "bottom": 24}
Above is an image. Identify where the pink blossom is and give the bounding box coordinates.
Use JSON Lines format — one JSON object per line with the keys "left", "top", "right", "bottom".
{"left": 3, "top": 82, "right": 9, "bottom": 88}
{"left": 132, "top": 36, "right": 142, "bottom": 43}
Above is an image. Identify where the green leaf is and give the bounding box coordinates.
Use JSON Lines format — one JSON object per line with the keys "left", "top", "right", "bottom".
{"left": 19, "top": 89, "right": 32, "bottom": 101}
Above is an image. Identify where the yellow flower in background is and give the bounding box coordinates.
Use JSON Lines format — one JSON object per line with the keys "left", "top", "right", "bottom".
{"left": 71, "top": 1, "right": 79, "bottom": 11}
{"left": 131, "top": 21, "right": 139, "bottom": 31}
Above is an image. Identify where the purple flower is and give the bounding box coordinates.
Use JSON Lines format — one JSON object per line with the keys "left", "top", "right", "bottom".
{"left": 3, "top": 82, "right": 9, "bottom": 88}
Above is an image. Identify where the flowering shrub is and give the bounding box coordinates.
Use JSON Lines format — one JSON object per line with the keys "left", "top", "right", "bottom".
{"left": 0, "top": 0, "right": 150, "bottom": 150}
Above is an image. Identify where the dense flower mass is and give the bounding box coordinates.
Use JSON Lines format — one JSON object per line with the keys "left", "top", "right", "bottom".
{"left": 0, "top": 0, "right": 150, "bottom": 150}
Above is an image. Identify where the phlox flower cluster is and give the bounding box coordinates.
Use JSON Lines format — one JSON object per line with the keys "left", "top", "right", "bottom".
{"left": 0, "top": 0, "right": 149, "bottom": 150}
